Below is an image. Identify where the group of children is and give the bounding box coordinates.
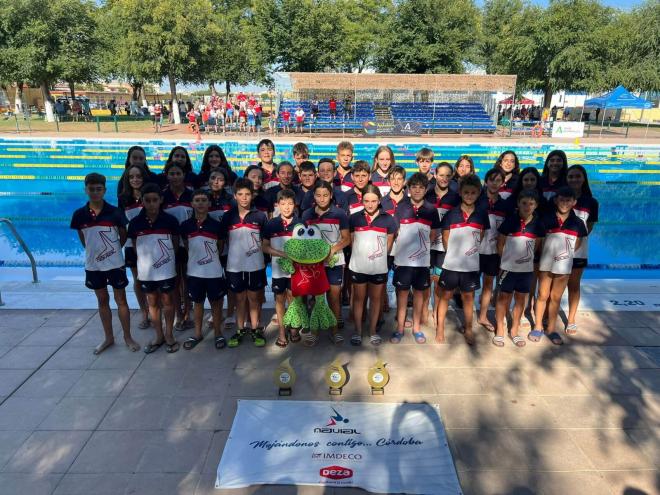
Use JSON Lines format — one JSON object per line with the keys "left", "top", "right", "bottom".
{"left": 70, "top": 140, "right": 598, "bottom": 354}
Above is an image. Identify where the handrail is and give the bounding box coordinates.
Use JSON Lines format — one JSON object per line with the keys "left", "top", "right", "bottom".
{"left": 0, "top": 217, "right": 39, "bottom": 285}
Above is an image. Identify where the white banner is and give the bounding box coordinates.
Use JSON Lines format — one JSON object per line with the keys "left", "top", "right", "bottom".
{"left": 216, "top": 400, "right": 462, "bottom": 494}
{"left": 551, "top": 121, "right": 585, "bottom": 138}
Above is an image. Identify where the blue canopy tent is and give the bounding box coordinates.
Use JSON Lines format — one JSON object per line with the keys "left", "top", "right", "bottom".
{"left": 583, "top": 85, "right": 653, "bottom": 135}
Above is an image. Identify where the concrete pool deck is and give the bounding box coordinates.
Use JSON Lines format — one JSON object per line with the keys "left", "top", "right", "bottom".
{"left": 0, "top": 305, "right": 657, "bottom": 495}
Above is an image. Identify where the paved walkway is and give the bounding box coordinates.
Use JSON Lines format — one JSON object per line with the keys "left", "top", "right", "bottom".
{"left": 0, "top": 308, "right": 657, "bottom": 495}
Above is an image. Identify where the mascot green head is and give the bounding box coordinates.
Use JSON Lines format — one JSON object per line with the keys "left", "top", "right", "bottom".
{"left": 283, "top": 224, "right": 329, "bottom": 264}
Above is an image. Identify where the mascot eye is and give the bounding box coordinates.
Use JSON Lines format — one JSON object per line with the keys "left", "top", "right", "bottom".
{"left": 306, "top": 228, "right": 316, "bottom": 237}
{"left": 297, "top": 228, "right": 306, "bottom": 236}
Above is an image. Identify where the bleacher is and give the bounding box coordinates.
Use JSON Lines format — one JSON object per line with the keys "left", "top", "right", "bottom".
{"left": 278, "top": 100, "right": 375, "bottom": 131}
{"left": 389, "top": 102, "right": 495, "bottom": 132}
{"left": 277, "top": 99, "right": 495, "bottom": 133}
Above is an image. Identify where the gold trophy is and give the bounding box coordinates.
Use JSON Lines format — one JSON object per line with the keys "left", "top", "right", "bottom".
{"left": 367, "top": 359, "right": 389, "bottom": 395}
{"left": 273, "top": 357, "right": 296, "bottom": 396}
{"left": 325, "top": 358, "right": 347, "bottom": 395}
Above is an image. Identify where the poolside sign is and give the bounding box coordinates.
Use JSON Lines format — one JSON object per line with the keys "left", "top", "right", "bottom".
{"left": 551, "top": 121, "right": 584, "bottom": 138}
{"left": 216, "top": 400, "right": 462, "bottom": 494}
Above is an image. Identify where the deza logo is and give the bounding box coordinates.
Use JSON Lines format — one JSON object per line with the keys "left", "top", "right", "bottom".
{"left": 313, "top": 408, "right": 361, "bottom": 434}
{"left": 320, "top": 465, "right": 354, "bottom": 480}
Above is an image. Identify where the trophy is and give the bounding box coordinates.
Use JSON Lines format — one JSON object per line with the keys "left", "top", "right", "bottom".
{"left": 273, "top": 357, "right": 296, "bottom": 396}
{"left": 325, "top": 358, "right": 347, "bottom": 395}
{"left": 367, "top": 359, "right": 389, "bottom": 395}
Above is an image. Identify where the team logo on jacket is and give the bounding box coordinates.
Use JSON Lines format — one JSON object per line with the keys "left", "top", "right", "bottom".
{"left": 96, "top": 227, "right": 118, "bottom": 262}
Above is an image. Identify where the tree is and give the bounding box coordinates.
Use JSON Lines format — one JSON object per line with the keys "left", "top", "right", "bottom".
{"left": 482, "top": 0, "right": 618, "bottom": 104}
{"left": 105, "top": 0, "right": 221, "bottom": 124}
{"left": 252, "top": 0, "right": 343, "bottom": 72}
{"left": 0, "top": 0, "right": 99, "bottom": 121}
{"left": 374, "top": 0, "right": 481, "bottom": 74}
{"left": 336, "top": 0, "right": 391, "bottom": 72}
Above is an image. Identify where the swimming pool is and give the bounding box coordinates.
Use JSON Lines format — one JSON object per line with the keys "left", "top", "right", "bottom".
{"left": 1, "top": 137, "right": 659, "bottom": 277}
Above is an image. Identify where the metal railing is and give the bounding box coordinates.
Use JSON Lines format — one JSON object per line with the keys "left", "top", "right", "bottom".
{"left": 0, "top": 218, "right": 39, "bottom": 306}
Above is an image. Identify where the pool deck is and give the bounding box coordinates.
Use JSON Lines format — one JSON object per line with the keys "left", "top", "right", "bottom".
{"left": 0, "top": 303, "right": 658, "bottom": 495}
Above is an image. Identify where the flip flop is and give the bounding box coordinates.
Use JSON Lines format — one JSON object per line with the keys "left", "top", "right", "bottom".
{"left": 492, "top": 335, "right": 505, "bottom": 347}
{"left": 350, "top": 334, "right": 362, "bottom": 346}
{"left": 413, "top": 331, "right": 426, "bottom": 344}
{"left": 275, "top": 337, "right": 288, "bottom": 348}
{"left": 479, "top": 321, "right": 495, "bottom": 333}
{"left": 183, "top": 336, "right": 203, "bottom": 350}
{"left": 251, "top": 328, "right": 266, "bottom": 347}
{"left": 527, "top": 329, "right": 544, "bottom": 342}
{"left": 390, "top": 331, "right": 404, "bottom": 344}
{"left": 370, "top": 334, "right": 382, "bottom": 346}
{"left": 547, "top": 332, "right": 564, "bottom": 346}
{"left": 288, "top": 328, "right": 301, "bottom": 343}
{"left": 143, "top": 341, "right": 163, "bottom": 354}
{"left": 564, "top": 323, "right": 578, "bottom": 336}
{"left": 214, "top": 336, "right": 227, "bottom": 349}
{"left": 511, "top": 335, "right": 526, "bottom": 347}
{"left": 166, "top": 341, "right": 180, "bottom": 353}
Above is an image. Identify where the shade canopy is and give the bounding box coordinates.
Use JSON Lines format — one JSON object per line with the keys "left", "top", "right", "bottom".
{"left": 584, "top": 85, "right": 652, "bottom": 109}
{"left": 499, "top": 96, "right": 535, "bottom": 105}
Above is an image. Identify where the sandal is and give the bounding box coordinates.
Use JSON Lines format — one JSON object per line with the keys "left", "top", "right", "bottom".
{"left": 547, "top": 331, "right": 564, "bottom": 346}
{"left": 527, "top": 329, "right": 544, "bottom": 342}
{"left": 183, "top": 336, "right": 203, "bottom": 350}
{"left": 275, "top": 337, "right": 288, "bottom": 348}
{"left": 413, "top": 331, "right": 426, "bottom": 344}
{"left": 138, "top": 319, "right": 151, "bottom": 330}
{"left": 479, "top": 321, "right": 495, "bottom": 333}
{"left": 173, "top": 319, "right": 185, "bottom": 332}
{"left": 143, "top": 341, "right": 164, "bottom": 354}
{"left": 214, "top": 336, "right": 227, "bottom": 349}
{"left": 564, "top": 323, "right": 578, "bottom": 336}
{"left": 331, "top": 333, "right": 344, "bottom": 345}
{"left": 251, "top": 327, "right": 266, "bottom": 347}
{"left": 288, "top": 328, "right": 301, "bottom": 343}
{"left": 301, "top": 329, "right": 318, "bottom": 347}
{"left": 223, "top": 316, "right": 236, "bottom": 331}
{"left": 511, "top": 335, "right": 526, "bottom": 347}
{"left": 228, "top": 329, "right": 246, "bottom": 348}
{"left": 492, "top": 335, "right": 505, "bottom": 347}
{"left": 350, "top": 334, "right": 362, "bottom": 346}
{"left": 390, "top": 331, "right": 404, "bottom": 344}
{"left": 166, "top": 341, "right": 180, "bottom": 353}
{"left": 370, "top": 334, "right": 382, "bottom": 346}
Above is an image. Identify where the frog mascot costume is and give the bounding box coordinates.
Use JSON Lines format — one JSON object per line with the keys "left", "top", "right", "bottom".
{"left": 278, "top": 223, "right": 337, "bottom": 345}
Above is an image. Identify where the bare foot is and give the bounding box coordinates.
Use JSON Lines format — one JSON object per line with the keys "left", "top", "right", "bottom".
{"left": 435, "top": 333, "right": 445, "bottom": 344}
{"left": 93, "top": 339, "right": 115, "bottom": 355}
{"left": 124, "top": 336, "right": 140, "bottom": 352}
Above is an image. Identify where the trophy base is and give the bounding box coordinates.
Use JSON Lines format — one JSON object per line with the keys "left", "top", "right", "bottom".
{"left": 371, "top": 387, "right": 384, "bottom": 395}
{"left": 278, "top": 387, "right": 292, "bottom": 396}
{"left": 328, "top": 387, "right": 343, "bottom": 396}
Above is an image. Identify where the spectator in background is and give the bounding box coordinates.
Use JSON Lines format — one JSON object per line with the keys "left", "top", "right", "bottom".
{"left": 295, "top": 106, "right": 305, "bottom": 133}
{"left": 108, "top": 99, "right": 116, "bottom": 116}
{"left": 311, "top": 97, "right": 319, "bottom": 122}
{"left": 329, "top": 97, "right": 337, "bottom": 121}
{"left": 254, "top": 101, "right": 262, "bottom": 132}
{"left": 282, "top": 108, "right": 291, "bottom": 133}
{"left": 71, "top": 99, "right": 82, "bottom": 122}
{"left": 343, "top": 95, "right": 352, "bottom": 120}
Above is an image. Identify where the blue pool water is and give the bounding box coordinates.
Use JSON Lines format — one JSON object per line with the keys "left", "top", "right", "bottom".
{"left": 1, "top": 137, "right": 659, "bottom": 277}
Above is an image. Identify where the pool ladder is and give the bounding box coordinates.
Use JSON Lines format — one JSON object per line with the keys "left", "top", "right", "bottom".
{"left": 0, "top": 218, "right": 39, "bottom": 306}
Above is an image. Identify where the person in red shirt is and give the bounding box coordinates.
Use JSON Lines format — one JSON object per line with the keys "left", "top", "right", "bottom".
{"left": 237, "top": 91, "right": 246, "bottom": 102}
{"left": 248, "top": 93, "right": 256, "bottom": 107}
{"left": 329, "top": 97, "right": 337, "bottom": 121}
{"left": 238, "top": 108, "right": 247, "bottom": 132}
{"left": 282, "top": 109, "right": 291, "bottom": 133}
{"left": 153, "top": 102, "right": 163, "bottom": 132}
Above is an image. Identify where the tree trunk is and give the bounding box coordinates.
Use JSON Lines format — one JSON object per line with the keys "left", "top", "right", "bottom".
{"left": 130, "top": 81, "right": 142, "bottom": 102}
{"left": 209, "top": 82, "right": 217, "bottom": 95}
{"left": 41, "top": 81, "right": 55, "bottom": 122}
{"left": 68, "top": 81, "right": 75, "bottom": 100}
{"left": 543, "top": 81, "right": 553, "bottom": 110}
{"left": 225, "top": 81, "right": 231, "bottom": 99}
{"left": 168, "top": 73, "right": 181, "bottom": 124}
{"left": 14, "top": 82, "right": 24, "bottom": 114}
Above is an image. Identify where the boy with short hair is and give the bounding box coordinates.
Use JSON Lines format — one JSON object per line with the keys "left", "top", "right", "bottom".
{"left": 344, "top": 160, "right": 371, "bottom": 215}
{"left": 265, "top": 161, "right": 304, "bottom": 215}
{"left": 416, "top": 147, "right": 435, "bottom": 187}
{"left": 256, "top": 139, "right": 279, "bottom": 191}
{"left": 436, "top": 175, "right": 490, "bottom": 346}
{"left": 292, "top": 142, "right": 310, "bottom": 169}
{"left": 127, "top": 182, "right": 181, "bottom": 353}
{"left": 180, "top": 189, "right": 227, "bottom": 350}
{"left": 70, "top": 173, "right": 139, "bottom": 355}
{"left": 262, "top": 189, "right": 301, "bottom": 347}
{"left": 336, "top": 141, "right": 354, "bottom": 192}
{"left": 391, "top": 173, "right": 441, "bottom": 345}
{"left": 219, "top": 179, "right": 268, "bottom": 347}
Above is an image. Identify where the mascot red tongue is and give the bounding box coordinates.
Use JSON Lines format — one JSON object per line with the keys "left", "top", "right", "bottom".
{"left": 290, "top": 262, "right": 330, "bottom": 297}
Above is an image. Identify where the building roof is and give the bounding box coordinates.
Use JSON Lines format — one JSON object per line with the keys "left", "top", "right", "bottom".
{"left": 286, "top": 72, "right": 517, "bottom": 93}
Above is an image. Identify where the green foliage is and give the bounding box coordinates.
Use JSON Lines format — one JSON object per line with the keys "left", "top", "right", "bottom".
{"left": 374, "top": 0, "right": 481, "bottom": 73}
